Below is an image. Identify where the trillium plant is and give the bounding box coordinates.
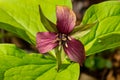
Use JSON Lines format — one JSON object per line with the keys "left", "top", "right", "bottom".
{"left": 36, "top": 6, "right": 86, "bottom": 69}
{"left": 0, "top": 0, "right": 120, "bottom": 80}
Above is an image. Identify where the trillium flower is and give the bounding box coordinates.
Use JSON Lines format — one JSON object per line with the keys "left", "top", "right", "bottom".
{"left": 36, "top": 6, "right": 85, "bottom": 65}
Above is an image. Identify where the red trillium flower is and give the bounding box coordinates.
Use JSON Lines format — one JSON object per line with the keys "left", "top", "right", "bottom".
{"left": 36, "top": 6, "right": 85, "bottom": 65}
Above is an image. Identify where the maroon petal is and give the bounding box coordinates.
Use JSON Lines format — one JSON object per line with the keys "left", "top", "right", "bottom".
{"left": 63, "top": 38, "right": 85, "bottom": 65}
{"left": 36, "top": 32, "right": 58, "bottom": 53}
{"left": 56, "top": 6, "right": 76, "bottom": 34}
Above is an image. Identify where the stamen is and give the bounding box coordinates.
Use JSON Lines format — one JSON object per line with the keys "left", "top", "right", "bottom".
{"left": 68, "top": 36, "right": 72, "bottom": 40}
{"left": 57, "top": 33, "right": 69, "bottom": 47}
{"left": 56, "top": 38, "right": 60, "bottom": 41}
{"left": 58, "top": 46, "right": 61, "bottom": 51}
{"left": 62, "top": 38, "right": 67, "bottom": 41}
{"left": 62, "top": 34, "right": 65, "bottom": 36}
{"left": 65, "top": 43, "right": 68, "bottom": 47}
{"left": 59, "top": 41, "right": 62, "bottom": 46}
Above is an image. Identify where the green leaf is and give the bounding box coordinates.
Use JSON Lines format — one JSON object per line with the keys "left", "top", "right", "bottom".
{"left": 81, "top": 1, "right": 120, "bottom": 55}
{"left": 0, "top": 0, "right": 72, "bottom": 45}
{"left": 82, "top": 1, "right": 120, "bottom": 24}
{"left": 95, "top": 57, "right": 106, "bottom": 69}
{"left": 39, "top": 5, "right": 57, "bottom": 32}
{"left": 0, "top": 44, "right": 26, "bottom": 58}
{"left": 0, "top": 44, "right": 79, "bottom": 80}
{"left": 4, "top": 64, "right": 79, "bottom": 80}
{"left": 84, "top": 56, "right": 95, "bottom": 69}
{"left": 71, "top": 22, "right": 97, "bottom": 38}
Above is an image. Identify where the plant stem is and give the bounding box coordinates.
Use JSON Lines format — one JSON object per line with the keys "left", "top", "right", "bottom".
{"left": 55, "top": 46, "right": 62, "bottom": 71}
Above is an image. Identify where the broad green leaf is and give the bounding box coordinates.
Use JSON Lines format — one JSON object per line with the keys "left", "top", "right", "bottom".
{"left": 4, "top": 64, "right": 79, "bottom": 80}
{"left": 0, "top": 44, "right": 55, "bottom": 80}
{"left": 81, "top": 1, "right": 120, "bottom": 55}
{"left": 0, "top": 44, "right": 79, "bottom": 80}
{"left": 0, "top": 44, "right": 26, "bottom": 58}
{"left": 82, "top": 1, "right": 120, "bottom": 25}
{"left": 0, "top": 0, "right": 72, "bottom": 45}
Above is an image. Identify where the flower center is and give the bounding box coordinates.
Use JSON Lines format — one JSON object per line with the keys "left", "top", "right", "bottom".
{"left": 57, "top": 33, "right": 71, "bottom": 47}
